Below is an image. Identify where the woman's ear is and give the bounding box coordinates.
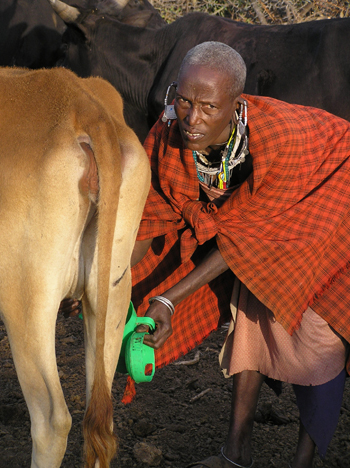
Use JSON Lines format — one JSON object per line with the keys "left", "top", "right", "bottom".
{"left": 236, "top": 95, "right": 245, "bottom": 108}
{"left": 232, "top": 95, "right": 243, "bottom": 124}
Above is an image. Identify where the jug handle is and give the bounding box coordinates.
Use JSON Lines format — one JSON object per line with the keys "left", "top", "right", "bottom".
{"left": 135, "top": 317, "right": 156, "bottom": 332}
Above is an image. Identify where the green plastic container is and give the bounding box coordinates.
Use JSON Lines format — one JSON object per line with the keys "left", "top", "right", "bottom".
{"left": 125, "top": 330, "right": 155, "bottom": 383}
{"left": 116, "top": 302, "right": 155, "bottom": 383}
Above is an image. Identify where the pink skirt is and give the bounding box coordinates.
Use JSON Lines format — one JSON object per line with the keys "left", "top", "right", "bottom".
{"left": 219, "top": 282, "right": 348, "bottom": 385}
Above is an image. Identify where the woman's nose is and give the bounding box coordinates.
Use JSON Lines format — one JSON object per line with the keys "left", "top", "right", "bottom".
{"left": 187, "top": 106, "right": 201, "bottom": 126}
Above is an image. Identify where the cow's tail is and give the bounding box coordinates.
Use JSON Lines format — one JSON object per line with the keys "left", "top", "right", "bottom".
{"left": 82, "top": 127, "right": 121, "bottom": 468}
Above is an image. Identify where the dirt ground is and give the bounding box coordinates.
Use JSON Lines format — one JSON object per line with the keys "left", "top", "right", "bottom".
{"left": 0, "top": 314, "right": 349, "bottom": 468}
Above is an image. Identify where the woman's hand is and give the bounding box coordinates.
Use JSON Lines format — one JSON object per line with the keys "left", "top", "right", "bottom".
{"left": 58, "top": 298, "right": 81, "bottom": 318}
{"left": 137, "top": 300, "right": 173, "bottom": 349}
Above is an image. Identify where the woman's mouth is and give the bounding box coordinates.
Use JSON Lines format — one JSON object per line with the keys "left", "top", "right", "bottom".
{"left": 184, "top": 129, "right": 203, "bottom": 141}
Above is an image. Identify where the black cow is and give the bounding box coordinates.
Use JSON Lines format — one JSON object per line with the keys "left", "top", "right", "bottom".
{"left": 2, "top": 0, "right": 164, "bottom": 69}
{"left": 50, "top": 2, "right": 350, "bottom": 142}
{"left": 0, "top": 0, "right": 67, "bottom": 68}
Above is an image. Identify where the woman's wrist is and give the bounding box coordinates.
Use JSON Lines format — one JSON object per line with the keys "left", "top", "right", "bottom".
{"left": 148, "top": 295, "right": 175, "bottom": 316}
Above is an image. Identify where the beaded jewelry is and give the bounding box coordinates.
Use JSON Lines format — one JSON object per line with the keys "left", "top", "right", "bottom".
{"left": 192, "top": 125, "right": 236, "bottom": 187}
{"left": 192, "top": 100, "right": 249, "bottom": 188}
{"left": 162, "top": 82, "right": 177, "bottom": 125}
{"left": 217, "top": 125, "right": 236, "bottom": 189}
{"left": 192, "top": 150, "right": 205, "bottom": 183}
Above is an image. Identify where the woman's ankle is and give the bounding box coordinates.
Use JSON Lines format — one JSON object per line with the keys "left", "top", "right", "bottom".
{"left": 221, "top": 446, "right": 254, "bottom": 468}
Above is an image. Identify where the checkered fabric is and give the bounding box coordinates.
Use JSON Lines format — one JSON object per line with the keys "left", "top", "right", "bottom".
{"left": 131, "top": 94, "right": 350, "bottom": 371}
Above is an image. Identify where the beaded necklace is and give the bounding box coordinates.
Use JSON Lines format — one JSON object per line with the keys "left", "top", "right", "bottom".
{"left": 192, "top": 125, "right": 237, "bottom": 189}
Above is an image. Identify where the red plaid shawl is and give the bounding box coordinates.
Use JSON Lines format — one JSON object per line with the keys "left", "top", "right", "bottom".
{"left": 131, "top": 94, "right": 350, "bottom": 370}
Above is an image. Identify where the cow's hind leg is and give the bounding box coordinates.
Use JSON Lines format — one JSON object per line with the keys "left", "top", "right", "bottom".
{"left": 80, "top": 132, "right": 151, "bottom": 468}
{"left": 2, "top": 302, "right": 71, "bottom": 468}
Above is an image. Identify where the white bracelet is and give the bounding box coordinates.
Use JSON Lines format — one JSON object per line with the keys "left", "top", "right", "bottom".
{"left": 220, "top": 446, "right": 254, "bottom": 468}
{"left": 149, "top": 296, "right": 175, "bottom": 316}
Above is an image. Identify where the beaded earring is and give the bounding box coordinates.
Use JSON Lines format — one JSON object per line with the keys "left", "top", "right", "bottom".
{"left": 161, "top": 81, "right": 177, "bottom": 125}
{"left": 238, "top": 99, "right": 247, "bottom": 136}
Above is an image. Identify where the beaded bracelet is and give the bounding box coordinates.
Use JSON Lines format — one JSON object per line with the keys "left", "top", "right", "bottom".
{"left": 148, "top": 296, "right": 175, "bottom": 316}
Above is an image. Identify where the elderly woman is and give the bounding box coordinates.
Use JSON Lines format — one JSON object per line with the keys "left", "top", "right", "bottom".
{"left": 130, "top": 41, "right": 350, "bottom": 468}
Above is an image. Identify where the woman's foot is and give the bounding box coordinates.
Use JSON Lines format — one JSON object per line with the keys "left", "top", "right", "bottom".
{"left": 187, "top": 451, "right": 254, "bottom": 468}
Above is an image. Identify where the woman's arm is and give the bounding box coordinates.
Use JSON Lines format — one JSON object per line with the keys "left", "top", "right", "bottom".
{"left": 131, "top": 238, "right": 153, "bottom": 267}
{"left": 141, "top": 245, "right": 229, "bottom": 349}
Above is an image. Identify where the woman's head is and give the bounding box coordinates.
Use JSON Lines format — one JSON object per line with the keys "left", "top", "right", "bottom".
{"left": 174, "top": 42, "right": 247, "bottom": 153}
{"left": 178, "top": 42, "right": 246, "bottom": 99}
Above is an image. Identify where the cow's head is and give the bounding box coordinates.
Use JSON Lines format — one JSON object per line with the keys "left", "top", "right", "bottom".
{"left": 47, "top": 0, "right": 164, "bottom": 75}
{"left": 47, "top": 0, "right": 164, "bottom": 142}
{"left": 47, "top": 0, "right": 164, "bottom": 28}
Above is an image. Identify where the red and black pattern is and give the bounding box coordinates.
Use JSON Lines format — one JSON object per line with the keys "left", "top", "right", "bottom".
{"left": 132, "top": 94, "right": 350, "bottom": 371}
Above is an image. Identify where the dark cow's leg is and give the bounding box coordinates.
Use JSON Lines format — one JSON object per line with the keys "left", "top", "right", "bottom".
{"left": 58, "top": 298, "right": 81, "bottom": 318}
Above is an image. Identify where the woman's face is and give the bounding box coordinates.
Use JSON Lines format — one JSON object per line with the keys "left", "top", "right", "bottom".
{"left": 174, "top": 64, "right": 239, "bottom": 153}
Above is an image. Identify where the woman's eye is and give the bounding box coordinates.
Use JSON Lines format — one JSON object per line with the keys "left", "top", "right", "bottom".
{"left": 203, "top": 104, "right": 217, "bottom": 113}
{"left": 177, "top": 97, "right": 190, "bottom": 107}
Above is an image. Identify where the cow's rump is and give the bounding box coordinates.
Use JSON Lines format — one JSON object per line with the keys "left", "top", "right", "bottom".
{"left": 0, "top": 67, "right": 150, "bottom": 468}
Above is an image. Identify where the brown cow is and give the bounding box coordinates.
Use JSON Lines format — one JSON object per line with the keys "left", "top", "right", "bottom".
{"left": 0, "top": 67, "right": 150, "bottom": 467}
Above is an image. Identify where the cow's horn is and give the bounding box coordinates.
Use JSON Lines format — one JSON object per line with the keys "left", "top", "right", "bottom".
{"left": 47, "top": 0, "right": 80, "bottom": 23}
{"left": 109, "top": 0, "right": 130, "bottom": 9}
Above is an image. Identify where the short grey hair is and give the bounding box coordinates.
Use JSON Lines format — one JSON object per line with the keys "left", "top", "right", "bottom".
{"left": 178, "top": 41, "right": 247, "bottom": 98}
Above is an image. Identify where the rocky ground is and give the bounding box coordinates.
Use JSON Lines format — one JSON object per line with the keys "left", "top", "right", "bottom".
{"left": 0, "top": 314, "right": 349, "bottom": 468}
